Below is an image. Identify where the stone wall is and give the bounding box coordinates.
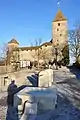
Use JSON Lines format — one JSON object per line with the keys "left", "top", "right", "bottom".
{"left": 0, "top": 65, "right": 13, "bottom": 74}
{"left": 52, "top": 20, "right": 68, "bottom": 48}
{"left": 0, "top": 69, "right": 31, "bottom": 92}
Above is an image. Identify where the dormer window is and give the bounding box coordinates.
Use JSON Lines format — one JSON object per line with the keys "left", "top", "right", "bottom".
{"left": 58, "top": 23, "right": 60, "bottom": 26}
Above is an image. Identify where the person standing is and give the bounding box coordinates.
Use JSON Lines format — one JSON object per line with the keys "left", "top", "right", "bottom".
{"left": 7, "top": 80, "right": 17, "bottom": 106}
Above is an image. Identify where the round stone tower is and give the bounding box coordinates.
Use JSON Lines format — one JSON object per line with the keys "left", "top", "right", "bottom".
{"left": 8, "top": 38, "right": 19, "bottom": 52}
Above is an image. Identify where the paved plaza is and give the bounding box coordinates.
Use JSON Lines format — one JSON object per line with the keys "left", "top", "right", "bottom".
{"left": 0, "top": 67, "right": 80, "bottom": 120}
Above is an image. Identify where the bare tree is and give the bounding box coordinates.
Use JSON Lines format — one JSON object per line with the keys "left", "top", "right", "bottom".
{"left": 34, "top": 38, "right": 42, "bottom": 46}
{"left": 0, "top": 43, "right": 8, "bottom": 61}
{"left": 0, "top": 43, "right": 8, "bottom": 73}
{"left": 31, "top": 39, "right": 53, "bottom": 69}
{"left": 30, "top": 38, "right": 42, "bottom": 69}
{"left": 39, "top": 47, "right": 52, "bottom": 62}
{"left": 69, "top": 24, "right": 80, "bottom": 62}
{"left": 10, "top": 48, "right": 20, "bottom": 71}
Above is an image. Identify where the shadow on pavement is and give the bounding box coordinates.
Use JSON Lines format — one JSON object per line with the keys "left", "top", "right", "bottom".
{"left": 35, "top": 92, "right": 80, "bottom": 120}
{"left": 56, "top": 77, "right": 80, "bottom": 104}
{"left": 67, "top": 66, "right": 80, "bottom": 80}
{"left": 52, "top": 93, "right": 80, "bottom": 120}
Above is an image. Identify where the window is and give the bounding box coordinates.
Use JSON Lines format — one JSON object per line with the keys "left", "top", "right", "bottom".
{"left": 4, "top": 76, "right": 8, "bottom": 86}
{"left": 60, "top": 34, "right": 62, "bottom": 36}
{"left": 58, "top": 23, "right": 60, "bottom": 26}
{"left": 45, "top": 45, "right": 47, "bottom": 47}
{"left": 57, "top": 28, "right": 59, "bottom": 31}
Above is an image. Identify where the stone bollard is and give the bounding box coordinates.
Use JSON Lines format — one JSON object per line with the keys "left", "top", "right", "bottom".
{"left": 38, "top": 69, "right": 53, "bottom": 87}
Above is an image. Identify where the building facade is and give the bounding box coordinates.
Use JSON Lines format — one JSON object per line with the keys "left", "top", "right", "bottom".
{"left": 7, "top": 10, "right": 68, "bottom": 68}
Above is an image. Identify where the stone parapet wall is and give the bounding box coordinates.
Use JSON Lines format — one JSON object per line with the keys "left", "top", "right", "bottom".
{"left": 0, "top": 68, "right": 35, "bottom": 92}
{"left": 0, "top": 65, "right": 13, "bottom": 74}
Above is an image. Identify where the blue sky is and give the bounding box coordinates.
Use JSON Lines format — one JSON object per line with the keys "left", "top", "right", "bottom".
{"left": 0, "top": 0, "right": 80, "bottom": 46}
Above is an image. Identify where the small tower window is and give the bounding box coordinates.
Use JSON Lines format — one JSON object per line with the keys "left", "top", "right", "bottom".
{"left": 58, "top": 23, "right": 60, "bottom": 26}
{"left": 57, "top": 28, "right": 59, "bottom": 31}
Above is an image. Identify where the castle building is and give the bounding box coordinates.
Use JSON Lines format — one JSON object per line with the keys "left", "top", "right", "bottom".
{"left": 7, "top": 10, "right": 68, "bottom": 68}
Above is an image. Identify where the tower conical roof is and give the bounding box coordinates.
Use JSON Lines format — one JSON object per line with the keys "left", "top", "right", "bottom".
{"left": 8, "top": 38, "right": 19, "bottom": 45}
{"left": 53, "top": 9, "right": 67, "bottom": 22}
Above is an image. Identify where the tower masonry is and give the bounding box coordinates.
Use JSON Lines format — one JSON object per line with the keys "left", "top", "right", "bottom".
{"left": 52, "top": 10, "right": 68, "bottom": 49}
{"left": 8, "top": 38, "right": 19, "bottom": 53}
